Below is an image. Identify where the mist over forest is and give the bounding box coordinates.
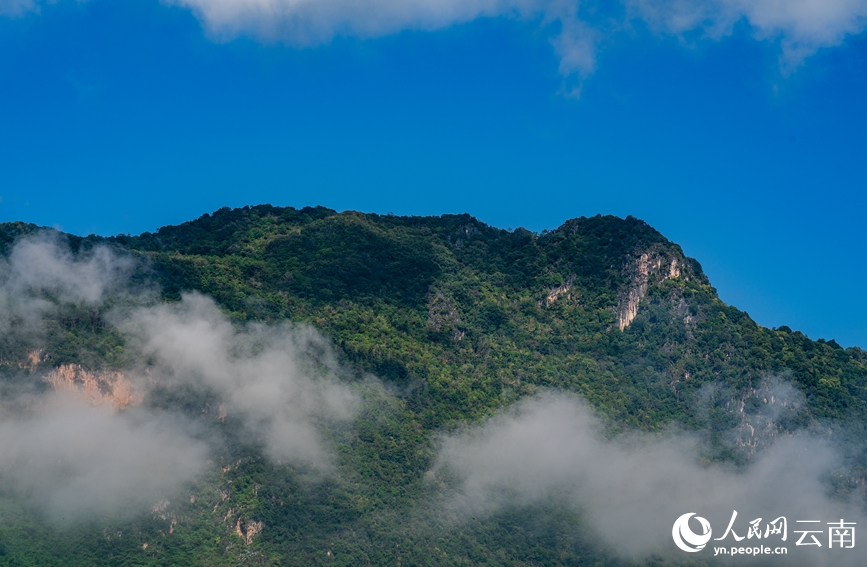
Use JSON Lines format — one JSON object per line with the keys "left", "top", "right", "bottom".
{"left": 0, "top": 206, "right": 865, "bottom": 566}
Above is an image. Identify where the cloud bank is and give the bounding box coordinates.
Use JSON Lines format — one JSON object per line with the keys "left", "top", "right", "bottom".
{"left": 161, "top": 0, "right": 867, "bottom": 78}
{"left": 0, "top": 233, "right": 359, "bottom": 522}
{"left": 431, "top": 393, "right": 866, "bottom": 565}
{"left": 0, "top": 392, "right": 208, "bottom": 523}
{"left": 0, "top": 232, "right": 137, "bottom": 335}
{"left": 629, "top": 0, "right": 867, "bottom": 68}
{"left": 5, "top": 0, "right": 864, "bottom": 79}
{"left": 121, "top": 293, "right": 359, "bottom": 470}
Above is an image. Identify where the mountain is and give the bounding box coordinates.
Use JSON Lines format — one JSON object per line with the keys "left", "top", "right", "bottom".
{"left": 0, "top": 205, "right": 864, "bottom": 567}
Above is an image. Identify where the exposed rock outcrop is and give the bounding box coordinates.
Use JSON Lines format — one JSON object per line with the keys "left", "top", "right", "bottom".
{"left": 23, "top": 349, "right": 43, "bottom": 371}
{"left": 235, "top": 517, "right": 263, "bottom": 545}
{"left": 540, "top": 275, "right": 576, "bottom": 308}
{"left": 730, "top": 378, "right": 806, "bottom": 455}
{"left": 615, "top": 249, "right": 686, "bottom": 330}
{"left": 427, "top": 289, "right": 464, "bottom": 341}
{"left": 45, "top": 364, "right": 142, "bottom": 409}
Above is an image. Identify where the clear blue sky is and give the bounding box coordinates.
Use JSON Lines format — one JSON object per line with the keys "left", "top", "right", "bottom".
{"left": 1, "top": 0, "right": 865, "bottom": 347}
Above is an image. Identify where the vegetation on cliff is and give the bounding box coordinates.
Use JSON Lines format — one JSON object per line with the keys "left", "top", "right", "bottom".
{"left": 0, "top": 206, "right": 864, "bottom": 567}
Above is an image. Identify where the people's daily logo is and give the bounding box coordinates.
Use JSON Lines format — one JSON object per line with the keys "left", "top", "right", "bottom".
{"left": 672, "top": 510, "right": 856, "bottom": 557}
{"left": 672, "top": 513, "right": 712, "bottom": 552}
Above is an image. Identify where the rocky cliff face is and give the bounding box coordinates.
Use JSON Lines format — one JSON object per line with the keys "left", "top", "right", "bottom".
{"left": 45, "top": 364, "right": 142, "bottom": 409}
{"left": 540, "top": 274, "right": 576, "bottom": 308}
{"left": 235, "top": 517, "right": 263, "bottom": 545}
{"left": 427, "top": 289, "right": 464, "bottom": 341}
{"left": 615, "top": 247, "right": 688, "bottom": 330}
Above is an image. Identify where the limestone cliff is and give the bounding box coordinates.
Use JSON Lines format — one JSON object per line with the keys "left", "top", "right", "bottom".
{"left": 427, "top": 289, "right": 464, "bottom": 341}
{"left": 615, "top": 247, "right": 689, "bottom": 330}
{"left": 235, "top": 517, "right": 263, "bottom": 545}
{"left": 45, "top": 364, "right": 142, "bottom": 409}
{"left": 540, "top": 274, "right": 576, "bottom": 308}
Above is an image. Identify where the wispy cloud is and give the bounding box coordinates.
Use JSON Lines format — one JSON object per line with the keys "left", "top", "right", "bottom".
{"left": 0, "top": 231, "right": 139, "bottom": 337}
{"left": 0, "top": 0, "right": 37, "bottom": 17}
{"left": 0, "top": 234, "right": 360, "bottom": 522}
{"left": 169, "top": 0, "right": 603, "bottom": 77}
{"left": 154, "top": 0, "right": 867, "bottom": 77}
{"left": 4, "top": 0, "right": 865, "bottom": 81}
{"left": 120, "top": 293, "right": 360, "bottom": 471}
{"left": 430, "top": 392, "right": 866, "bottom": 565}
{"left": 628, "top": 0, "right": 867, "bottom": 69}
{"left": 0, "top": 392, "right": 209, "bottom": 523}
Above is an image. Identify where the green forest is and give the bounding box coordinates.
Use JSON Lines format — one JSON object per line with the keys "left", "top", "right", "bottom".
{"left": 0, "top": 205, "right": 864, "bottom": 566}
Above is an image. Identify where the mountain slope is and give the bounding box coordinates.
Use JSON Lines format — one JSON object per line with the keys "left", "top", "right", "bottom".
{"left": 0, "top": 206, "right": 864, "bottom": 567}
{"left": 110, "top": 205, "right": 867, "bottom": 426}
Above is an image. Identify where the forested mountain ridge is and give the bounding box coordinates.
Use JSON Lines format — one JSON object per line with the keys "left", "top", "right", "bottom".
{"left": 0, "top": 205, "right": 864, "bottom": 567}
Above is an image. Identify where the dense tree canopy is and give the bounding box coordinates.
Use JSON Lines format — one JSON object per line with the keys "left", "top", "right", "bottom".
{"left": 0, "top": 206, "right": 864, "bottom": 566}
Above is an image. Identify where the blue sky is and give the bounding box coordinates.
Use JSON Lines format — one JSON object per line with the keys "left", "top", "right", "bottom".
{"left": 1, "top": 0, "right": 865, "bottom": 347}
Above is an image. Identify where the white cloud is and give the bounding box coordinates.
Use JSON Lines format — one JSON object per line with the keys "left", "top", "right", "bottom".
{"left": 168, "top": 0, "right": 867, "bottom": 75}
{"left": 170, "top": 0, "right": 603, "bottom": 77}
{"left": 431, "top": 393, "right": 866, "bottom": 564}
{"left": 0, "top": 231, "right": 138, "bottom": 335}
{"left": 0, "top": 392, "right": 208, "bottom": 523}
{"left": 0, "top": 236, "right": 361, "bottom": 522}
{"left": 171, "top": 0, "right": 523, "bottom": 41}
{"left": 121, "top": 293, "right": 360, "bottom": 471}
{"left": 629, "top": 0, "right": 867, "bottom": 67}
{"left": 0, "top": 0, "right": 36, "bottom": 17}
{"left": 4, "top": 0, "right": 865, "bottom": 78}
{"left": 4, "top": 232, "right": 135, "bottom": 304}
